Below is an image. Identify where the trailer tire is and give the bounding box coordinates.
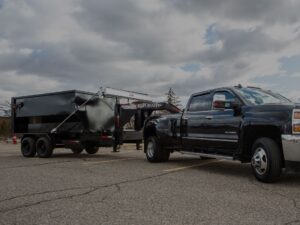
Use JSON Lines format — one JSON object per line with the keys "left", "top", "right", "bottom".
{"left": 251, "top": 138, "right": 282, "bottom": 183}
{"left": 36, "top": 137, "right": 53, "bottom": 158}
{"left": 85, "top": 147, "right": 99, "bottom": 154}
{"left": 145, "top": 136, "right": 170, "bottom": 162}
{"left": 21, "top": 137, "right": 36, "bottom": 157}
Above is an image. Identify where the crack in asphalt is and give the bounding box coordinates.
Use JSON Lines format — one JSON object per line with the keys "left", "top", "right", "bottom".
{"left": 0, "top": 155, "right": 136, "bottom": 169}
{"left": 0, "top": 158, "right": 206, "bottom": 204}
{"left": 0, "top": 186, "right": 90, "bottom": 203}
{"left": 86, "top": 184, "right": 121, "bottom": 205}
{"left": 0, "top": 160, "right": 82, "bottom": 169}
{"left": 251, "top": 180, "right": 300, "bottom": 225}
{"left": 284, "top": 220, "right": 300, "bottom": 225}
{"left": 0, "top": 171, "right": 173, "bottom": 214}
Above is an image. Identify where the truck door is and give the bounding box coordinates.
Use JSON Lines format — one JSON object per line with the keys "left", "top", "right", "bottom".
{"left": 203, "top": 90, "right": 241, "bottom": 155}
{"left": 181, "top": 92, "right": 213, "bottom": 151}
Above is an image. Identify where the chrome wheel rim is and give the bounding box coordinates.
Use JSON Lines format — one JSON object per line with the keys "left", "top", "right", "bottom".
{"left": 251, "top": 147, "right": 268, "bottom": 175}
{"left": 147, "top": 141, "right": 154, "bottom": 158}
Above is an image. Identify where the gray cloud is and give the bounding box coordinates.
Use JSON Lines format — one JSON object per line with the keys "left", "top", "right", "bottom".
{"left": 0, "top": 0, "right": 299, "bottom": 104}
{"left": 195, "top": 26, "right": 287, "bottom": 65}
{"left": 169, "top": 0, "right": 300, "bottom": 24}
{"left": 74, "top": 0, "right": 193, "bottom": 64}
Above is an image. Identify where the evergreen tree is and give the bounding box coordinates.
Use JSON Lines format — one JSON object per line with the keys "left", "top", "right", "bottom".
{"left": 165, "top": 88, "right": 182, "bottom": 108}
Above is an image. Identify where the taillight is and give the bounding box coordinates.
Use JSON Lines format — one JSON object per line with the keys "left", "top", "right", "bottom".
{"left": 293, "top": 124, "right": 300, "bottom": 133}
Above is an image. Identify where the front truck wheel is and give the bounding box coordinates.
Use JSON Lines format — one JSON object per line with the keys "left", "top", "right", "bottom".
{"left": 85, "top": 147, "right": 99, "bottom": 154}
{"left": 251, "top": 138, "right": 282, "bottom": 183}
{"left": 36, "top": 137, "right": 54, "bottom": 158}
{"left": 145, "top": 136, "right": 170, "bottom": 162}
{"left": 21, "top": 137, "right": 36, "bottom": 157}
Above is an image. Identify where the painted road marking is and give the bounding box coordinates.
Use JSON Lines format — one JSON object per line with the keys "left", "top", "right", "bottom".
{"left": 0, "top": 154, "right": 17, "bottom": 157}
{"left": 163, "top": 160, "right": 223, "bottom": 172}
{"left": 83, "top": 158, "right": 135, "bottom": 165}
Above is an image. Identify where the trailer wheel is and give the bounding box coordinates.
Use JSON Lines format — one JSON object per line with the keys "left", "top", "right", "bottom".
{"left": 85, "top": 147, "right": 99, "bottom": 154}
{"left": 21, "top": 137, "right": 36, "bottom": 157}
{"left": 71, "top": 148, "right": 83, "bottom": 154}
{"left": 145, "top": 136, "right": 170, "bottom": 162}
{"left": 36, "top": 137, "right": 54, "bottom": 158}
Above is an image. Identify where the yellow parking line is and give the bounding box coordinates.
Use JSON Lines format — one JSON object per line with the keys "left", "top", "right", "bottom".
{"left": 163, "top": 160, "right": 222, "bottom": 172}
{"left": 83, "top": 158, "right": 134, "bottom": 165}
{"left": 0, "top": 154, "right": 15, "bottom": 157}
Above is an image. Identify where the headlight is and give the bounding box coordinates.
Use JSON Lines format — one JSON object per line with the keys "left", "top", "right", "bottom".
{"left": 294, "top": 111, "right": 300, "bottom": 119}
{"left": 293, "top": 109, "right": 300, "bottom": 134}
{"left": 293, "top": 124, "right": 300, "bottom": 133}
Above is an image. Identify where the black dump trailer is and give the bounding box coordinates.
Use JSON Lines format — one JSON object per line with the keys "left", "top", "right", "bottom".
{"left": 11, "top": 89, "right": 181, "bottom": 158}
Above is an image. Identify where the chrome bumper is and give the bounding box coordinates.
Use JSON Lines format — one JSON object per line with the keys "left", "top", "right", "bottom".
{"left": 282, "top": 135, "right": 300, "bottom": 162}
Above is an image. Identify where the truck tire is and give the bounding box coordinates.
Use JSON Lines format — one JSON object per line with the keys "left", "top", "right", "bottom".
{"left": 85, "top": 147, "right": 99, "bottom": 154}
{"left": 36, "top": 137, "right": 54, "bottom": 158}
{"left": 251, "top": 138, "right": 282, "bottom": 183}
{"left": 145, "top": 136, "right": 170, "bottom": 162}
{"left": 21, "top": 137, "right": 36, "bottom": 157}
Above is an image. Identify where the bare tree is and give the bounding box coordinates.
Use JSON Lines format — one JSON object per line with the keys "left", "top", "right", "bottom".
{"left": 0, "top": 101, "right": 11, "bottom": 117}
{"left": 165, "top": 88, "right": 182, "bottom": 108}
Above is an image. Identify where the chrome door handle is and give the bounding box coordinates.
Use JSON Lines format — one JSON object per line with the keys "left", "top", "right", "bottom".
{"left": 205, "top": 116, "right": 213, "bottom": 119}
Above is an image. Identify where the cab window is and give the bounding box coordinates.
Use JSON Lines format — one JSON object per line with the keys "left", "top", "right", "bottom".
{"left": 188, "top": 93, "right": 212, "bottom": 112}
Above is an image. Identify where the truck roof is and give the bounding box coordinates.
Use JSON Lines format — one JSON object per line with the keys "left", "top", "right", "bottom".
{"left": 190, "top": 86, "right": 237, "bottom": 97}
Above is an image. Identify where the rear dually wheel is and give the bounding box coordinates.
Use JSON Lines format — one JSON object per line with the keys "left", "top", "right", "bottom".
{"left": 145, "top": 136, "right": 170, "bottom": 162}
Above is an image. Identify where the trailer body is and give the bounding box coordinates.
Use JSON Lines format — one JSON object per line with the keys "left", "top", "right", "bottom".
{"left": 12, "top": 90, "right": 116, "bottom": 154}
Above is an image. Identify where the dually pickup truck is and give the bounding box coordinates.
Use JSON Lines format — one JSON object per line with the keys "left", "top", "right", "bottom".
{"left": 143, "top": 85, "right": 300, "bottom": 182}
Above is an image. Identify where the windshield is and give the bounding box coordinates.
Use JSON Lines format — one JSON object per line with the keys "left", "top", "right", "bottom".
{"left": 235, "top": 87, "right": 291, "bottom": 105}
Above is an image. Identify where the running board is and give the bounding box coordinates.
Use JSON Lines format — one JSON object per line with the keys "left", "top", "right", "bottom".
{"left": 179, "top": 151, "right": 234, "bottom": 161}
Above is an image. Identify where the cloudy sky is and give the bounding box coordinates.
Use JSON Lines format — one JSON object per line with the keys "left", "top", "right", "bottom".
{"left": 0, "top": 0, "right": 300, "bottom": 106}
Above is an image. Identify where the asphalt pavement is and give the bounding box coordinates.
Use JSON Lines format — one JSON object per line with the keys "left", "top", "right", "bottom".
{"left": 0, "top": 143, "right": 300, "bottom": 225}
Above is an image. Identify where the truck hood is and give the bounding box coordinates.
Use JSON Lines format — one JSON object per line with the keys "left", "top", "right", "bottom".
{"left": 294, "top": 103, "right": 300, "bottom": 109}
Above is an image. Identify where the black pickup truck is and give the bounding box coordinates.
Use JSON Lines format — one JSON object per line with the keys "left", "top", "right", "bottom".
{"left": 143, "top": 85, "right": 300, "bottom": 182}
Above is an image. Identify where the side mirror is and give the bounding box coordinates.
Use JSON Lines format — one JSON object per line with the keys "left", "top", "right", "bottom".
{"left": 231, "top": 101, "right": 242, "bottom": 115}
{"left": 231, "top": 101, "right": 240, "bottom": 110}
{"left": 213, "top": 100, "right": 227, "bottom": 110}
{"left": 213, "top": 100, "right": 241, "bottom": 112}
{"left": 213, "top": 94, "right": 228, "bottom": 110}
